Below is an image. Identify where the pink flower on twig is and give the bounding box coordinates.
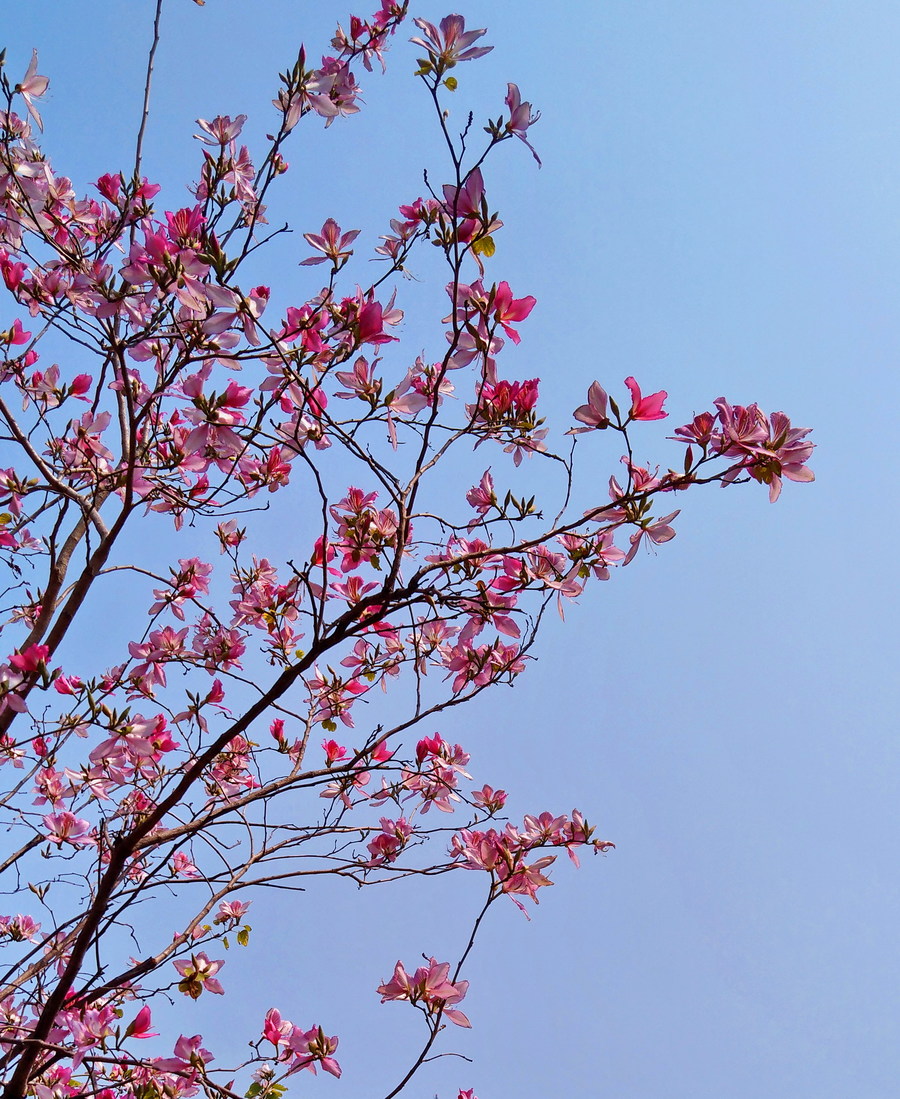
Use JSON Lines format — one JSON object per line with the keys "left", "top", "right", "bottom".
{"left": 42, "top": 811, "right": 95, "bottom": 848}
{"left": 624, "top": 376, "right": 668, "bottom": 421}
{"left": 377, "top": 957, "right": 471, "bottom": 1027}
{"left": 173, "top": 952, "right": 224, "bottom": 999}
{"left": 16, "top": 51, "right": 49, "bottom": 131}
{"left": 505, "top": 84, "right": 542, "bottom": 165}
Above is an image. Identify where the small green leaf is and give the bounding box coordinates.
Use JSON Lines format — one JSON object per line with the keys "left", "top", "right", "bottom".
{"left": 237, "top": 927, "right": 250, "bottom": 947}
{"left": 443, "top": 76, "right": 458, "bottom": 91}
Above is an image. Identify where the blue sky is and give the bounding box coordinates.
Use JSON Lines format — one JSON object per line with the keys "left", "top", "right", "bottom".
{"left": 5, "top": 2, "right": 899, "bottom": 1096}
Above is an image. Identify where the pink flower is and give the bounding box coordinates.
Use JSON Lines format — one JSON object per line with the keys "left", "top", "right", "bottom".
{"left": 263, "top": 1007, "right": 292, "bottom": 1047}
{"left": 301, "top": 218, "right": 360, "bottom": 266}
{"left": 491, "top": 282, "right": 536, "bottom": 344}
{"left": 125, "top": 1005, "right": 158, "bottom": 1039}
{"left": 623, "top": 510, "right": 680, "bottom": 564}
{"left": 194, "top": 114, "right": 247, "bottom": 145}
{"left": 53, "top": 674, "right": 83, "bottom": 695}
{"left": 1, "top": 319, "right": 31, "bottom": 346}
{"left": 16, "top": 50, "right": 49, "bottom": 131}
{"left": 173, "top": 952, "right": 225, "bottom": 999}
{"left": 9, "top": 644, "right": 49, "bottom": 673}
{"left": 42, "top": 811, "right": 95, "bottom": 848}
{"left": 442, "top": 166, "right": 485, "bottom": 221}
{"left": 322, "top": 738, "right": 347, "bottom": 765}
{"left": 366, "top": 817, "right": 412, "bottom": 866}
{"left": 214, "top": 899, "right": 252, "bottom": 924}
{"left": 377, "top": 958, "right": 471, "bottom": 1027}
{"left": 288, "top": 1024, "right": 341, "bottom": 1077}
{"left": 750, "top": 411, "right": 815, "bottom": 502}
{"left": 715, "top": 404, "right": 815, "bottom": 502}
{"left": 170, "top": 851, "right": 202, "bottom": 879}
{"left": 0, "top": 914, "right": 41, "bottom": 942}
{"left": 624, "top": 376, "right": 668, "bottom": 421}
{"left": 571, "top": 381, "right": 610, "bottom": 431}
{"left": 153, "top": 1033, "right": 213, "bottom": 1075}
{"left": 410, "top": 15, "right": 492, "bottom": 71}
{"left": 674, "top": 410, "right": 716, "bottom": 447}
{"left": 466, "top": 469, "right": 495, "bottom": 525}
{"left": 472, "top": 784, "right": 507, "bottom": 813}
{"left": 504, "top": 83, "right": 542, "bottom": 165}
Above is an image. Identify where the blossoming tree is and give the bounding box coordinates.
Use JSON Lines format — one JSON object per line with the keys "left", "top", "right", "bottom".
{"left": 0, "top": 4, "right": 814, "bottom": 1098}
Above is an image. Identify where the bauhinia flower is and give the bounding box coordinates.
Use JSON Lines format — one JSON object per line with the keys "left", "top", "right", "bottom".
{"left": 571, "top": 381, "right": 610, "bottom": 431}
{"left": 410, "top": 15, "right": 492, "bottom": 73}
{"left": 624, "top": 376, "right": 668, "bottom": 421}
{"left": 173, "top": 952, "right": 225, "bottom": 999}
{"left": 301, "top": 218, "right": 360, "bottom": 266}
{"left": 15, "top": 50, "right": 49, "bottom": 131}
{"left": 42, "top": 811, "right": 95, "bottom": 847}
{"left": 504, "top": 83, "right": 542, "bottom": 165}
{"left": 377, "top": 957, "right": 471, "bottom": 1027}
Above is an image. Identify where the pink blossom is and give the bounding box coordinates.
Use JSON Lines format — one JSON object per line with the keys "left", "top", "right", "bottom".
{"left": 377, "top": 957, "right": 471, "bottom": 1027}
{"left": 288, "top": 1024, "right": 341, "bottom": 1077}
{"left": 322, "top": 738, "right": 347, "bottom": 765}
{"left": 442, "top": 167, "right": 485, "bottom": 221}
{"left": 711, "top": 401, "right": 815, "bottom": 502}
{"left": 194, "top": 114, "right": 247, "bottom": 145}
{"left": 466, "top": 468, "right": 495, "bottom": 525}
{"left": 170, "top": 851, "right": 202, "bottom": 879}
{"left": 472, "top": 784, "right": 507, "bottom": 813}
{"left": 125, "top": 1005, "right": 158, "bottom": 1039}
{"left": 410, "top": 15, "right": 492, "bottom": 70}
{"left": 504, "top": 83, "right": 542, "bottom": 165}
{"left": 571, "top": 381, "right": 610, "bottom": 431}
{"left": 674, "top": 409, "right": 717, "bottom": 447}
{"left": 42, "top": 811, "right": 95, "bottom": 847}
{"left": 16, "top": 50, "right": 49, "bottom": 131}
{"left": 301, "top": 218, "right": 360, "bottom": 266}
{"left": 491, "top": 281, "right": 536, "bottom": 344}
{"left": 366, "top": 817, "right": 412, "bottom": 866}
{"left": 0, "top": 914, "right": 41, "bottom": 942}
{"left": 214, "top": 899, "right": 251, "bottom": 924}
{"left": 263, "top": 1007, "right": 292, "bottom": 1047}
{"left": 624, "top": 376, "right": 668, "bottom": 421}
{"left": 1, "top": 319, "right": 31, "bottom": 346}
{"left": 623, "top": 510, "right": 680, "bottom": 565}
{"left": 750, "top": 410, "right": 815, "bottom": 501}
{"left": 9, "top": 644, "right": 49, "bottom": 673}
{"left": 153, "top": 1033, "right": 213, "bottom": 1075}
{"left": 173, "top": 952, "right": 224, "bottom": 999}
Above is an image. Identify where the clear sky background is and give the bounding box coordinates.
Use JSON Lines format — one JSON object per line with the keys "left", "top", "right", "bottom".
{"left": 5, "top": 2, "right": 900, "bottom": 1097}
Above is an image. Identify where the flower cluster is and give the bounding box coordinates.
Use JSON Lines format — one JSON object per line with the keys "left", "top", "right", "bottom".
{"left": 452, "top": 810, "right": 614, "bottom": 908}
{"left": 377, "top": 957, "right": 471, "bottom": 1027}
{"left": 0, "top": 8, "right": 814, "bottom": 1099}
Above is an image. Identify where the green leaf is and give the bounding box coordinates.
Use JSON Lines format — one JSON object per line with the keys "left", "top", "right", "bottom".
{"left": 443, "top": 76, "right": 458, "bottom": 91}
{"left": 237, "top": 927, "right": 250, "bottom": 947}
